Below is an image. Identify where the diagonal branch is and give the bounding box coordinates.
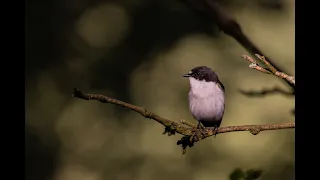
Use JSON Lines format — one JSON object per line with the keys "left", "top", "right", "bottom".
{"left": 240, "top": 54, "right": 295, "bottom": 116}
{"left": 242, "top": 54, "right": 295, "bottom": 86}
{"left": 183, "top": 0, "right": 294, "bottom": 89}
{"left": 72, "top": 88, "right": 294, "bottom": 154}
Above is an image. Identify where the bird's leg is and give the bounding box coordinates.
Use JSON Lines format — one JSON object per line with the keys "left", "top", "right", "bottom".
{"left": 197, "top": 121, "right": 204, "bottom": 130}
{"left": 197, "top": 121, "right": 207, "bottom": 137}
{"left": 213, "top": 124, "right": 219, "bottom": 138}
{"left": 189, "top": 122, "right": 206, "bottom": 143}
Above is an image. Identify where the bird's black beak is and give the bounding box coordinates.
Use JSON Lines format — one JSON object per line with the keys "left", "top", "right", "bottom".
{"left": 183, "top": 74, "right": 191, "bottom": 77}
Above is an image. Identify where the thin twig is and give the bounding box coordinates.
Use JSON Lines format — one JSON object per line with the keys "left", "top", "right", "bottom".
{"left": 72, "top": 88, "right": 295, "bottom": 153}
{"left": 256, "top": 54, "right": 278, "bottom": 73}
{"left": 242, "top": 54, "right": 295, "bottom": 86}
{"left": 241, "top": 54, "right": 294, "bottom": 115}
{"left": 180, "top": 119, "right": 197, "bottom": 128}
{"left": 255, "top": 54, "right": 295, "bottom": 85}
{"left": 239, "top": 87, "right": 294, "bottom": 97}
{"left": 242, "top": 54, "right": 272, "bottom": 74}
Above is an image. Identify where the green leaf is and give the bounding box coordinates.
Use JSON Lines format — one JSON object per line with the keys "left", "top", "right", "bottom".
{"left": 229, "top": 168, "right": 245, "bottom": 180}
{"left": 245, "top": 169, "right": 263, "bottom": 180}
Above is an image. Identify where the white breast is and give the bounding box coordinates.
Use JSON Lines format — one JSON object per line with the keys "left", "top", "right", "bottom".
{"left": 188, "top": 77, "right": 225, "bottom": 122}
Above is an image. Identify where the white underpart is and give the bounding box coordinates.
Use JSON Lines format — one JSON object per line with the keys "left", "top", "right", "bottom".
{"left": 188, "top": 77, "right": 225, "bottom": 123}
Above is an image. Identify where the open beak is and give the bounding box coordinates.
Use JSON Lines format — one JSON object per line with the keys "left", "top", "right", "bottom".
{"left": 182, "top": 74, "right": 191, "bottom": 77}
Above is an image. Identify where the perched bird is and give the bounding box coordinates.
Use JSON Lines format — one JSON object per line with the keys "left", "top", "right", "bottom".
{"left": 183, "top": 66, "right": 225, "bottom": 136}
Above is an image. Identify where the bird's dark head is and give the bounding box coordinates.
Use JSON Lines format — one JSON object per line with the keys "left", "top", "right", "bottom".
{"left": 183, "top": 66, "right": 219, "bottom": 82}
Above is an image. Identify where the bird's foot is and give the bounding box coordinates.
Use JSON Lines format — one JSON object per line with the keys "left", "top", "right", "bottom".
{"left": 187, "top": 123, "right": 206, "bottom": 143}
{"left": 212, "top": 125, "right": 219, "bottom": 138}
{"left": 197, "top": 122, "right": 207, "bottom": 137}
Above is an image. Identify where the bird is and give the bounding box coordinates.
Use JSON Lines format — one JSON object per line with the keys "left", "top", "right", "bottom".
{"left": 183, "top": 66, "right": 225, "bottom": 136}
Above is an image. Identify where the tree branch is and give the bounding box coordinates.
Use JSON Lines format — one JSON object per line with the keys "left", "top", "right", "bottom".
{"left": 72, "top": 88, "right": 294, "bottom": 154}
{"left": 242, "top": 54, "right": 295, "bottom": 86}
{"left": 183, "top": 0, "right": 294, "bottom": 89}
{"left": 240, "top": 54, "right": 295, "bottom": 115}
{"left": 239, "top": 87, "right": 294, "bottom": 97}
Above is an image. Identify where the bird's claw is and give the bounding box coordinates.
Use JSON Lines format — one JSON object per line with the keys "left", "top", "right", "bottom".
{"left": 196, "top": 122, "right": 207, "bottom": 138}
{"left": 212, "top": 126, "right": 219, "bottom": 138}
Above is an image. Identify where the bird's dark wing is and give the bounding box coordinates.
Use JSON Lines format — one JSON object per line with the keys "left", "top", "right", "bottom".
{"left": 217, "top": 80, "right": 225, "bottom": 93}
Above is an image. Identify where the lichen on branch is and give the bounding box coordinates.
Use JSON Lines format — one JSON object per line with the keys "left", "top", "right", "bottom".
{"left": 72, "top": 88, "right": 294, "bottom": 154}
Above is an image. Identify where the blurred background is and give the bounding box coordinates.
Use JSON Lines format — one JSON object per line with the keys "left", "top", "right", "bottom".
{"left": 25, "top": 0, "right": 295, "bottom": 180}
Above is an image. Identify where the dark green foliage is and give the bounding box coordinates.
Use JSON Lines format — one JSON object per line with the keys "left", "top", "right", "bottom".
{"left": 229, "top": 168, "right": 245, "bottom": 180}
{"left": 245, "top": 169, "right": 263, "bottom": 180}
{"left": 229, "top": 168, "right": 263, "bottom": 180}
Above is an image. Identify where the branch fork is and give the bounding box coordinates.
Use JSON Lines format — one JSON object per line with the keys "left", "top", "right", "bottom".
{"left": 242, "top": 54, "right": 295, "bottom": 86}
